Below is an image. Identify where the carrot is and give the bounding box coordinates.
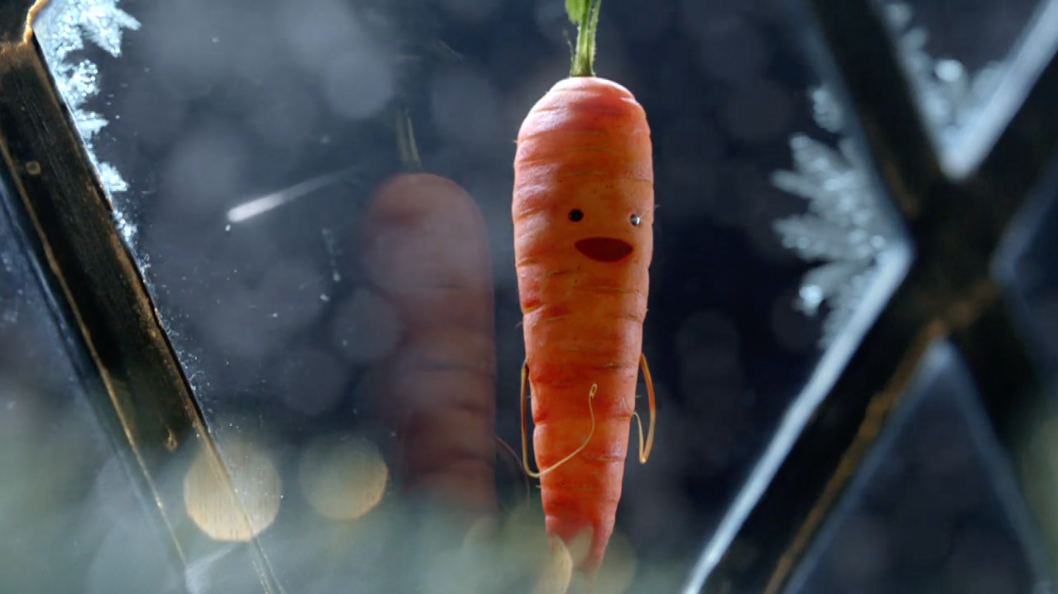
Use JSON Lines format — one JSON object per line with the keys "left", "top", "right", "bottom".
{"left": 359, "top": 172, "right": 498, "bottom": 520}
{"left": 512, "top": 0, "right": 657, "bottom": 577}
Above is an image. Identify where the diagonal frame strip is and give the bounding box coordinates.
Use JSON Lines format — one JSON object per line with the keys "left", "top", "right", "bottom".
{"left": 687, "top": 0, "right": 1058, "bottom": 592}
{"left": 0, "top": 11, "right": 284, "bottom": 594}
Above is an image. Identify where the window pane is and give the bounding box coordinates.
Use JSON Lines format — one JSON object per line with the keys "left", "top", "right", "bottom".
{"left": 32, "top": 0, "right": 909, "bottom": 588}
{"left": 785, "top": 342, "right": 1049, "bottom": 594}
{"left": 997, "top": 160, "right": 1058, "bottom": 375}
{"left": 0, "top": 184, "right": 181, "bottom": 592}
{"left": 874, "top": 0, "right": 1055, "bottom": 176}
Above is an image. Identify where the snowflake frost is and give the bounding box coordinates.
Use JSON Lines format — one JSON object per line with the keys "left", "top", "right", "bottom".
{"left": 772, "top": 86, "right": 899, "bottom": 347}
{"left": 33, "top": 0, "right": 140, "bottom": 240}
{"left": 879, "top": 1, "right": 1003, "bottom": 146}
{"left": 773, "top": 4, "right": 997, "bottom": 346}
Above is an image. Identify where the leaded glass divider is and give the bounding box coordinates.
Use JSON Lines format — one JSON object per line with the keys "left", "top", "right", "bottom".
{"left": 0, "top": 3, "right": 281, "bottom": 592}
{"left": 693, "top": 0, "right": 1058, "bottom": 591}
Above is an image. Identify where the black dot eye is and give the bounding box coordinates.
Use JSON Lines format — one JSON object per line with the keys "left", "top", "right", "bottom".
{"left": 568, "top": 209, "right": 584, "bottom": 222}
{"left": 630, "top": 214, "right": 641, "bottom": 226}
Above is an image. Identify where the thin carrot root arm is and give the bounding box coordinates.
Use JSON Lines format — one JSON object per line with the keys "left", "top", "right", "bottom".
{"left": 634, "top": 352, "right": 657, "bottom": 464}
{"left": 495, "top": 435, "right": 532, "bottom": 510}
{"left": 360, "top": 172, "right": 498, "bottom": 520}
{"left": 520, "top": 361, "right": 598, "bottom": 479}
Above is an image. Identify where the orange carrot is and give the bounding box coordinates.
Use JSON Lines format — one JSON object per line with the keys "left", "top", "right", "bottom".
{"left": 359, "top": 172, "right": 498, "bottom": 520}
{"left": 512, "top": 0, "right": 657, "bottom": 577}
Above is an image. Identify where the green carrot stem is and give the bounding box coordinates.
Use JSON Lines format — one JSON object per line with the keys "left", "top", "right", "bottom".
{"left": 567, "top": 0, "right": 602, "bottom": 77}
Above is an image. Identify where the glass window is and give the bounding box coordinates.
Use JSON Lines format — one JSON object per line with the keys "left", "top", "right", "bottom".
{"left": 0, "top": 180, "right": 181, "bottom": 593}
{"left": 998, "top": 161, "right": 1058, "bottom": 374}
{"left": 28, "top": 0, "right": 914, "bottom": 588}
{"left": 875, "top": 0, "right": 1057, "bottom": 175}
{"left": 786, "top": 342, "right": 1050, "bottom": 594}
{"left": 23, "top": 0, "right": 1055, "bottom": 591}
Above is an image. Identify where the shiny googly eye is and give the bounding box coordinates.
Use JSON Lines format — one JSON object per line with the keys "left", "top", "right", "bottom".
{"left": 630, "top": 214, "right": 641, "bottom": 226}
{"left": 569, "top": 209, "right": 584, "bottom": 222}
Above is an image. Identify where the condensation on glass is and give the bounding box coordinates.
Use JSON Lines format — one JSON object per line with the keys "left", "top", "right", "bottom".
{"left": 33, "top": 0, "right": 141, "bottom": 241}
{"left": 785, "top": 342, "right": 1051, "bottom": 594}
{"left": 0, "top": 182, "right": 180, "bottom": 593}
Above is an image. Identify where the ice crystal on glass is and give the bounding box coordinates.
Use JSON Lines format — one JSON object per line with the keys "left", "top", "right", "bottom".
{"left": 773, "top": 4, "right": 1000, "bottom": 347}
{"left": 772, "top": 86, "right": 899, "bottom": 347}
{"left": 33, "top": 0, "right": 140, "bottom": 236}
{"left": 879, "top": 1, "right": 1003, "bottom": 145}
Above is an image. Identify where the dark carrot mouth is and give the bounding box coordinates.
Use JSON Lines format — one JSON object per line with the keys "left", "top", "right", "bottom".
{"left": 575, "top": 237, "right": 633, "bottom": 263}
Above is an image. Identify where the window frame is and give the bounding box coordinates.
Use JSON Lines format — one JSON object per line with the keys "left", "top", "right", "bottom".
{"left": 0, "top": 3, "right": 280, "bottom": 592}
{"left": 691, "top": 0, "right": 1058, "bottom": 591}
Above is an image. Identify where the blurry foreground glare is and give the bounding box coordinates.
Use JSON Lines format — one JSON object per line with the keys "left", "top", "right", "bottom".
{"left": 589, "top": 529, "right": 638, "bottom": 594}
{"left": 298, "top": 435, "right": 388, "bottom": 521}
{"left": 434, "top": 507, "right": 637, "bottom": 594}
{"left": 184, "top": 440, "right": 282, "bottom": 541}
{"left": 533, "top": 538, "right": 573, "bottom": 594}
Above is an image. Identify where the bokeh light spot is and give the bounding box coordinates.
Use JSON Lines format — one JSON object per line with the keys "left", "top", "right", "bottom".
{"left": 298, "top": 435, "right": 388, "bottom": 521}
{"left": 184, "top": 440, "right": 282, "bottom": 542}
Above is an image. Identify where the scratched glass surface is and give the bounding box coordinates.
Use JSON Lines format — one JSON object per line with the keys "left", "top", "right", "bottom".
{"left": 872, "top": 0, "right": 1049, "bottom": 172}
{"left": 785, "top": 343, "right": 1050, "bottom": 594}
{"left": 31, "top": 0, "right": 914, "bottom": 590}
{"left": 0, "top": 184, "right": 181, "bottom": 593}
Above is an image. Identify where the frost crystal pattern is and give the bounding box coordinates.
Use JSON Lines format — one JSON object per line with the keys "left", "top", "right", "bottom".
{"left": 880, "top": 1, "right": 1003, "bottom": 146}
{"left": 772, "top": 87, "right": 899, "bottom": 348}
{"left": 33, "top": 0, "right": 140, "bottom": 242}
{"left": 773, "top": 3, "right": 998, "bottom": 347}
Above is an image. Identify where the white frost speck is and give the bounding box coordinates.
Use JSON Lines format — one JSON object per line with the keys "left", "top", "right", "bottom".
{"left": 113, "top": 210, "right": 136, "bottom": 244}
{"left": 34, "top": 0, "right": 141, "bottom": 239}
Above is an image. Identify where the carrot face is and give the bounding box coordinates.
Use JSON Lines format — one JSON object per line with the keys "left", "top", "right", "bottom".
{"left": 360, "top": 173, "right": 497, "bottom": 520}
{"left": 512, "top": 72, "right": 656, "bottom": 575}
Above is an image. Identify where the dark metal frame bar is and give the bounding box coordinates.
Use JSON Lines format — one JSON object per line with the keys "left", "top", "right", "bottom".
{"left": 0, "top": 3, "right": 280, "bottom": 592}
{"left": 693, "top": 0, "right": 1058, "bottom": 592}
